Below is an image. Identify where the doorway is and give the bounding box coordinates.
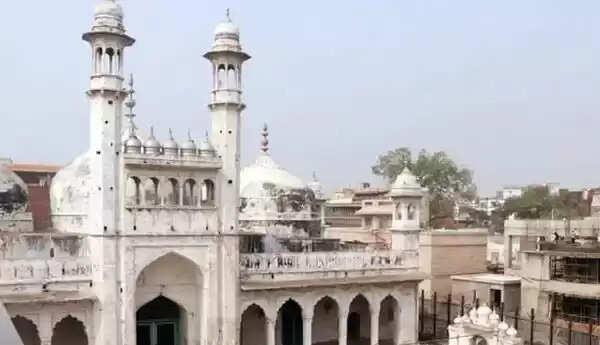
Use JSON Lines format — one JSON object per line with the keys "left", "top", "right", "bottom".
{"left": 137, "top": 296, "right": 180, "bottom": 345}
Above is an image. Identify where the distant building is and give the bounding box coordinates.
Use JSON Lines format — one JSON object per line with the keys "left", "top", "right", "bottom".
{"left": 496, "top": 186, "right": 523, "bottom": 203}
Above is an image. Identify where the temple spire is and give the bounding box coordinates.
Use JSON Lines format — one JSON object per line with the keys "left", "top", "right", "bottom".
{"left": 124, "top": 74, "right": 137, "bottom": 137}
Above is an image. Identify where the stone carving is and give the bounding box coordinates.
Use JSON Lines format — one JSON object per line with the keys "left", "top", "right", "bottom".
{"left": 0, "top": 259, "right": 93, "bottom": 283}
{"left": 240, "top": 251, "right": 409, "bottom": 273}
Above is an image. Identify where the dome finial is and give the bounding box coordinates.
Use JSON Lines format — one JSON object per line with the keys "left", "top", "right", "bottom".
{"left": 168, "top": 128, "right": 174, "bottom": 139}
{"left": 261, "top": 123, "right": 269, "bottom": 154}
{"left": 124, "top": 74, "right": 138, "bottom": 137}
{"left": 226, "top": 8, "right": 231, "bottom": 22}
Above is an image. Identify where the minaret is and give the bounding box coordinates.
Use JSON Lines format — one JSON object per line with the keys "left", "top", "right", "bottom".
{"left": 82, "top": 2, "right": 134, "bottom": 345}
{"left": 204, "top": 10, "right": 250, "bottom": 345}
{"left": 389, "top": 168, "right": 426, "bottom": 263}
{"left": 82, "top": 0, "right": 135, "bottom": 235}
{"left": 204, "top": 9, "right": 250, "bottom": 233}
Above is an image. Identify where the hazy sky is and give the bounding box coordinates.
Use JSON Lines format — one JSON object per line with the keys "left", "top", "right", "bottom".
{"left": 1, "top": 1, "right": 599, "bottom": 196}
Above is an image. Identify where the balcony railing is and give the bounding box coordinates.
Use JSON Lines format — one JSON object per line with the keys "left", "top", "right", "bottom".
{"left": 0, "top": 258, "right": 93, "bottom": 285}
{"left": 240, "top": 250, "right": 414, "bottom": 274}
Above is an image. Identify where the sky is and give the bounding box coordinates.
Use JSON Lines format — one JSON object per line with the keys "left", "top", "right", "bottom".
{"left": 1, "top": 1, "right": 599, "bottom": 196}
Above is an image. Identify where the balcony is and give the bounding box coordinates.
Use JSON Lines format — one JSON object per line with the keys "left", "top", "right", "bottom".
{"left": 240, "top": 250, "right": 422, "bottom": 290}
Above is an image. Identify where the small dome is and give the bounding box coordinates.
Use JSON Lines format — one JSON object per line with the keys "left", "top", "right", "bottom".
{"left": 181, "top": 131, "right": 197, "bottom": 157}
{"left": 453, "top": 315, "right": 463, "bottom": 324}
{"left": 163, "top": 129, "right": 179, "bottom": 157}
{"left": 390, "top": 167, "right": 425, "bottom": 197}
{"left": 198, "top": 134, "right": 215, "bottom": 158}
{"left": 144, "top": 127, "right": 162, "bottom": 155}
{"left": 497, "top": 322, "right": 509, "bottom": 332}
{"left": 0, "top": 163, "right": 29, "bottom": 214}
{"left": 506, "top": 326, "right": 518, "bottom": 337}
{"left": 215, "top": 21, "right": 239, "bottom": 37}
{"left": 124, "top": 135, "right": 142, "bottom": 153}
{"left": 95, "top": 0, "right": 123, "bottom": 19}
{"left": 477, "top": 304, "right": 492, "bottom": 317}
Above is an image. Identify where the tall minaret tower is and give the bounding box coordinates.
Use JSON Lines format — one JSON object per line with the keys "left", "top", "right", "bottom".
{"left": 204, "top": 10, "right": 250, "bottom": 233}
{"left": 204, "top": 10, "right": 250, "bottom": 345}
{"left": 82, "top": 2, "right": 134, "bottom": 345}
{"left": 82, "top": 0, "right": 135, "bottom": 235}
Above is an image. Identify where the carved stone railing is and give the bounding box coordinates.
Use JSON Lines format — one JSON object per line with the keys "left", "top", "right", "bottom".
{"left": 0, "top": 258, "right": 94, "bottom": 285}
{"left": 240, "top": 251, "right": 414, "bottom": 274}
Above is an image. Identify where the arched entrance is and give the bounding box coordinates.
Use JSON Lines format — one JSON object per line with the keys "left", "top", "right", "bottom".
{"left": 312, "top": 296, "right": 338, "bottom": 344}
{"left": 51, "top": 316, "right": 88, "bottom": 345}
{"left": 276, "top": 299, "right": 303, "bottom": 345}
{"left": 240, "top": 304, "right": 266, "bottom": 345}
{"left": 135, "top": 252, "right": 202, "bottom": 345}
{"left": 348, "top": 295, "right": 370, "bottom": 345}
{"left": 137, "top": 296, "right": 180, "bottom": 345}
{"left": 11, "top": 316, "right": 40, "bottom": 345}
{"left": 379, "top": 296, "right": 400, "bottom": 345}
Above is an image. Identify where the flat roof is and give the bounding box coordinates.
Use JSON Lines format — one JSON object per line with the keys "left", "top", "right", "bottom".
{"left": 451, "top": 273, "right": 521, "bottom": 285}
{"left": 8, "top": 163, "right": 61, "bottom": 174}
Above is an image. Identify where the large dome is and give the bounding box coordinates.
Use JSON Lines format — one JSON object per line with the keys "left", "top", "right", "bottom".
{"left": 240, "top": 153, "right": 307, "bottom": 198}
{"left": 50, "top": 152, "right": 91, "bottom": 215}
{"left": 0, "top": 163, "right": 29, "bottom": 214}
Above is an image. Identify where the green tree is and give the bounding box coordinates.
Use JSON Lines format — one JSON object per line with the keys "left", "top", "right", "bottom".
{"left": 372, "top": 148, "right": 477, "bottom": 224}
{"left": 502, "top": 186, "right": 589, "bottom": 219}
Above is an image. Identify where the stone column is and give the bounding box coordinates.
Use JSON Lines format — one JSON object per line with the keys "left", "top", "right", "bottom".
{"left": 38, "top": 311, "right": 53, "bottom": 345}
{"left": 266, "top": 317, "right": 276, "bottom": 345}
{"left": 370, "top": 304, "right": 380, "bottom": 345}
{"left": 338, "top": 307, "right": 349, "bottom": 345}
{"left": 303, "top": 314, "right": 313, "bottom": 345}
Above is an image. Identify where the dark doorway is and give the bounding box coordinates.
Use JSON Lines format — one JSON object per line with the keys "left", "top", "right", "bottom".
{"left": 490, "top": 289, "right": 502, "bottom": 309}
{"left": 279, "top": 300, "right": 303, "bottom": 345}
{"left": 136, "top": 296, "right": 180, "bottom": 345}
{"left": 348, "top": 312, "right": 361, "bottom": 340}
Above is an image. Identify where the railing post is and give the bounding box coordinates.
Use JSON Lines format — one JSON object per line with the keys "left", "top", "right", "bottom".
{"left": 447, "top": 294, "right": 452, "bottom": 327}
{"left": 568, "top": 321, "right": 573, "bottom": 345}
{"left": 549, "top": 311, "right": 554, "bottom": 345}
{"left": 589, "top": 321, "right": 593, "bottom": 345}
{"left": 530, "top": 308, "right": 535, "bottom": 345}
{"left": 419, "top": 289, "right": 424, "bottom": 338}
{"left": 500, "top": 302, "right": 504, "bottom": 322}
{"left": 433, "top": 292, "right": 437, "bottom": 338}
{"left": 461, "top": 295, "right": 465, "bottom": 316}
{"left": 515, "top": 307, "right": 520, "bottom": 331}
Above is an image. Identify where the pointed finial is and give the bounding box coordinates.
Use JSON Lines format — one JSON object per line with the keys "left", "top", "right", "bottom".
{"left": 226, "top": 8, "right": 231, "bottom": 21}
{"left": 149, "top": 126, "right": 155, "bottom": 138}
{"left": 168, "top": 128, "right": 174, "bottom": 139}
{"left": 312, "top": 172, "right": 318, "bottom": 182}
{"left": 261, "top": 123, "right": 269, "bottom": 153}
{"left": 129, "top": 73, "right": 134, "bottom": 89}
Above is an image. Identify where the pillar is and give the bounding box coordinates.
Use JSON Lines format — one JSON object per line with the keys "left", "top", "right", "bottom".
{"left": 338, "top": 306, "right": 349, "bottom": 345}
{"left": 266, "top": 317, "right": 275, "bottom": 345}
{"left": 303, "top": 312, "right": 313, "bottom": 345}
{"left": 370, "top": 304, "right": 380, "bottom": 345}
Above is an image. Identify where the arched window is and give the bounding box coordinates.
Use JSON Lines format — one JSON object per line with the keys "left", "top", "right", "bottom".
{"left": 201, "top": 179, "right": 215, "bottom": 206}
{"left": 126, "top": 176, "right": 141, "bottom": 206}
{"left": 116, "top": 50, "right": 122, "bottom": 74}
{"left": 95, "top": 47, "right": 103, "bottom": 74}
{"left": 143, "top": 178, "right": 160, "bottom": 206}
{"left": 227, "top": 65, "right": 237, "bottom": 89}
{"left": 407, "top": 203, "right": 416, "bottom": 220}
{"left": 167, "top": 178, "right": 179, "bottom": 206}
{"left": 217, "top": 64, "right": 226, "bottom": 89}
{"left": 396, "top": 203, "right": 403, "bottom": 220}
{"left": 183, "top": 179, "right": 197, "bottom": 206}
{"left": 105, "top": 48, "right": 115, "bottom": 74}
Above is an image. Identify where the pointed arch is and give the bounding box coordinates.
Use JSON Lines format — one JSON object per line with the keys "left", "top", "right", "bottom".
{"left": 126, "top": 176, "right": 141, "bottom": 205}
{"left": 11, "top": 315, "right": 40, "bottom": 345}
{"left": 201, "top": 179, "right": 215, "bottom": 206}
{"left": 348, "top": 294, "right": 370, "bottom": 343}
{"left": 166, "top": 178, "right": 180, "bottom": 206}
{"left": 183, "top": 178, "right": 198, "bottom": 206}
{"left": 142, "top": 177, "right": 160, "bottom": 206}
{"left": 312, "top": 296, "right": 339, "bottom": 344}
{"left": 135, "top": 251, "right": 203, "bottom": 345}
{"left": 51, "top": 315, "right": 88, "bottom": 345}
{"left": 276, "top": 299, "right": 303, "bottom": 345}
{"left": 379, "top": 295, "right": 401, "bottom": 344}
{"left": 240, "top": 304, "right": 266, "bottom": 345}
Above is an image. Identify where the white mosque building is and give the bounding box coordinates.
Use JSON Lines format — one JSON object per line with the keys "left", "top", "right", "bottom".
{"left": 0, "top": 1, "right": 434, "bottom": 345}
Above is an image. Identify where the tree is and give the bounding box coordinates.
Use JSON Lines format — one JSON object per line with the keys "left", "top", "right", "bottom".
{"left": 372, "top": 148, "right": 477, "bottom": 224}
{"left": 502, "top": 186, "right": 589, "bottom": 220}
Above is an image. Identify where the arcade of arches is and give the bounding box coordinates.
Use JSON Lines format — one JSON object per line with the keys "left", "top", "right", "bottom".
{"left": 240, "top": 288, "right": 412, "bottom": 345}
{"left": 11, "top": 314, "right": 88, "bottom": 345}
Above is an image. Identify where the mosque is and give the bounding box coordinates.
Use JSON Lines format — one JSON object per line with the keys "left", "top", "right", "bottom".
{"left": 0, "top": 1, "right": 429, "bottom": 345}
